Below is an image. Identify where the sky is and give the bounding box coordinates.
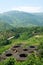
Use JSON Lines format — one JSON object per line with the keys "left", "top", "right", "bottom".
{"left": 0, "top": 0, "right": 43, "bottom": 13}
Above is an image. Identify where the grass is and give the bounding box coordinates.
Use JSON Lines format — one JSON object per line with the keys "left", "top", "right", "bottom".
{"left": 0, "top": 34, "right": 43, "bottom": 54}
{"left": 0, "top": 34, "right": 43, "bottom": 65}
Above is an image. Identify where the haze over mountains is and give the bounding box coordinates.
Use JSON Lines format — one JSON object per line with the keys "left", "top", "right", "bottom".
{"left": 0, "top": 11, "right": 43, "bottom": 31}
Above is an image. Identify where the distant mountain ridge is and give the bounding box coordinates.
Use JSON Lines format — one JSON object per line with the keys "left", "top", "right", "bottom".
{"left": 0, "top": 11, "right": 43, "bottom": 31}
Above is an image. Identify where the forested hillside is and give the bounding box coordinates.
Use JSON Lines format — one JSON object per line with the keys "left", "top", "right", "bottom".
{"left": 0, "top": 11, "right": 43, "bottom": 30}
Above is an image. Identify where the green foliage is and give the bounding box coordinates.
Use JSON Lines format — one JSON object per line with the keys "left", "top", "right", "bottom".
{"left": 39, "top": 49, "right": 43, "bottom": 58}
{"left": 0, "top": 39, "right": 11, "bottom": 46}
{"left": 14, "top": 33, "right": 20, "bottom": 39}
{"left": 0, "top": 27, "right": 43, "bottom": 65}
{"left": 38, "top": 42, "right": 43, "bottom": 49}
{"left": 4, "top": 57, "right": 15, "bottom": 65}
{"left": 0, "top": 11, "right": 43, "bottom": 28}
{"left": 0, "top": 27, "right": 43, "bottom": 53}
{"left": 0, "top": 54, "right": 43, "bottom": 65}
{"left": 0, "top": 11, "right": 43, "bottom": 65}
{"left": 38, "top": 42, "right": 43, "bottom": 58}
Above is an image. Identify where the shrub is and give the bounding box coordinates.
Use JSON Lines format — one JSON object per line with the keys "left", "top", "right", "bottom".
{"left": 4, "top": 57, "right": 15, "bottom": 65}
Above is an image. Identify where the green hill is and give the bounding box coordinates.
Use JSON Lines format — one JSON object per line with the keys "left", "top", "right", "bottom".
{"left": 0, "top": 11, "right": 43, "bottom": 29}
{"left": 0, "top": 21, "right": 13, "bottom": 31}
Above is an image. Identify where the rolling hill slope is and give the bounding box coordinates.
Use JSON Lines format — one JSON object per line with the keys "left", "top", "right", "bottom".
{"left": 0, "top": 21, "right": 13, "bottom": 31}
{"left": 0, "top": 11, "right": 43, "bottom": 30}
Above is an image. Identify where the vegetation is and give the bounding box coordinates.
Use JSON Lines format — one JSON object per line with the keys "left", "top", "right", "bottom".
{"left": 0, "top": 53, "right": 43, "bottom": 65}
{"left": 0, "top": 11, "right": 43, "bottom": 30}
{"left": 0, "top": 27, "right": 43, "bottom": 63}
{"left": 0, "top": 11, "right": 43, "bottom": 65}
{"left": 0, "top": 27, "right": 43, "bottom": 54}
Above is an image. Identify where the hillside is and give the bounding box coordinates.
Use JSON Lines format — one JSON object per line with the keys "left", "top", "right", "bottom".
{"left": 0, "top": 21, "right": 13, "bottom": 31}
{"left": 0, "top": 11, "right": 43, "bottom": 29}
{"left": 0, "top": 27, "right": 43, "bottom": 65}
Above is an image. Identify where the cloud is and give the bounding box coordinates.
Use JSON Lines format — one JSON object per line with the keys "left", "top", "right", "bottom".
{"left": 12, "top": 6, "right": 41, "bottom": 13}
{"left": 0, "top": 6, "right": 41, "bottom": 13}
{"left": 0, "top": 8, "right": 10, "bottom": 13}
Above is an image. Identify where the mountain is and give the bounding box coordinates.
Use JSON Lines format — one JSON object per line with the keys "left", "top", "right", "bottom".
{"left": 0, "top": 21, "right": 13, "bottom": 31}
{"left": 0, "top": 11, "right": 43, "bottom": 30}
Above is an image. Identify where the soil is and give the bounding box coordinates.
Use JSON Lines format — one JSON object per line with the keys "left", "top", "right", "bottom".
{"left": 0, "top": 44, "right": 38, "bottom": 62}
